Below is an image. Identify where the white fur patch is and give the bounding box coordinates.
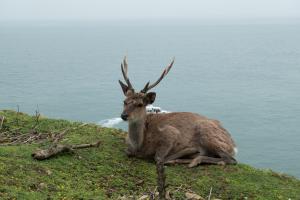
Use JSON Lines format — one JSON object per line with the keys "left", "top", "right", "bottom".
{"left": 234, "top": 147, "right": 238, "bottom": 155}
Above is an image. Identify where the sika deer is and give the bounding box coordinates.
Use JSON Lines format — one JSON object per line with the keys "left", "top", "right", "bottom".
{"left": 119, "top": 57, "right": 237, "bottom": 167}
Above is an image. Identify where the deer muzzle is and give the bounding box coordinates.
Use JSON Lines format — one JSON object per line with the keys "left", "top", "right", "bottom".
{"left": 121, "top": 112, "right": 129, "bottom": 121}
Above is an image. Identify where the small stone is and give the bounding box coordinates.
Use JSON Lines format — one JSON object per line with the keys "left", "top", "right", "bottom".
{"left": 138, "top": 195, "right": 148, "bottom": 200}
{"left": 46, "top": 170, "right": 52, "bottom": 175}
{"left": 87, "top": 180, "right": 93, "bottom": 185}
{"left": 165, "top": 190, "right": 172, "bottom": 200}
{"left": 136, "top": 179, "right": 144, "bottom": 186}
{"left": 185, "top": 192, "right": 205, "bottom": 200}
{"left": 39, "top": 182, "right": 47, "bottom": 189}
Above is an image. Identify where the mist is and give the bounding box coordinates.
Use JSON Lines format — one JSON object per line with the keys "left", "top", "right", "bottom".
{"left": 0, "top": 0, "right": 299, "bottom": 22}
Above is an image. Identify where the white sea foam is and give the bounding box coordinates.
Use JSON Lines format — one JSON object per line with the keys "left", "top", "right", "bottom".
{"left": 98, "top": 105, "right": 170, "bottom": 128}
{"left": 98, "top": 117, "right": 123, "bottom": 128}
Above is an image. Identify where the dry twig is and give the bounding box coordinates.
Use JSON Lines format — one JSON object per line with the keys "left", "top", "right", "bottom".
{"left": 32, "top": 105, "right": 41, "bottom": 129}
{"left": 208, "top": 187, "right": 213, "bottom": 200}
{"left": 16, "top": 105, "right": 20, "bottom": 126}
{"left": 0, "top": 116, "right": 4, "bottom": 130}
{"left": 0, "top": 129, "right": 50, "bottom": 146}
{"left": 52, "top": 123, "right": 87, "bottom": 144}
{"left": 156, "top": 161, "right": 166, "bottom": 200}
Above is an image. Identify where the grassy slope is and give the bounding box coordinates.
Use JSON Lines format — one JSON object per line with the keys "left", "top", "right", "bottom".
{"left": 0, "top": 110, "right": 299, "bottom": 200}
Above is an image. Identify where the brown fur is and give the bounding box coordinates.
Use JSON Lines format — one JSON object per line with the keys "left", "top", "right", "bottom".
{"left": 121, "top": 92, "right": 237, "bottom": 167}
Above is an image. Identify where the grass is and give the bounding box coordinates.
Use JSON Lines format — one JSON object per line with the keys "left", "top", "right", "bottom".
{"left": 0, "top": 110, "right": 299, "bottom": 200}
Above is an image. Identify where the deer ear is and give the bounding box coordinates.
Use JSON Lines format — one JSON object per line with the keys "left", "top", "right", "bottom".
{"left": 119, "top": 80, "right": 128, "bottom": 95}
{"left": 144, "top": 92, "right": 156, "bottom": 105}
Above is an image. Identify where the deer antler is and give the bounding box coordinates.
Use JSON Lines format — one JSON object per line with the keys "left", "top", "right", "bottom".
{"left": 120, "top": 56, "right": 133, "bottom": 90}
{"left": 141, "top": 58, "right": 175, "bottom": 93}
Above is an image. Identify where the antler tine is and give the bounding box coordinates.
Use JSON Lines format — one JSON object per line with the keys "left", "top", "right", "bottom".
{"left": 141, "top": 58, "right": 174, "bottom": 93}
{"left": 121, "top": 56, "right": 133, "bottom": 89}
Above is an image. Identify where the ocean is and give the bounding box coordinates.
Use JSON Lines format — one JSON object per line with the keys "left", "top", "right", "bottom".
{"left": 0, "top": 21, "right": 299, "bottom": 177}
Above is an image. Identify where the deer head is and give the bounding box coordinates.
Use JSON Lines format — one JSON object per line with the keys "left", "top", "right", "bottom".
{"left": 119, "top": 57, "right": 174, "bottom": 121}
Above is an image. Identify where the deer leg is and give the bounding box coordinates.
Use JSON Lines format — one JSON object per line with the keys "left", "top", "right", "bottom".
{"left": 125, "top": 147, "right": 135, "bottom": 157}
{"left": 165, "top": 158, "right": 194, "bottom": 165}
{"left": 164, "top": 147, "right": 198, "bottom": 163}
{"left": 154, "top": 125, "right": 182, "bottom": 163}
{"left": 125, "top": 136, "right": 137, "bottom": 157}
{"left": 154, "top": 143, "right": 173, "bottom": 163}
{"left": 188, "top": 155, "right": 227, "bottom": 168}
{"left": 217, "top": 151, "right": 237, "bottom": 164}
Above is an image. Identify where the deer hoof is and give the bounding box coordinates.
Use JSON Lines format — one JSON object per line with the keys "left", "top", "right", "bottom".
{"left": 217, "top": 161, "right": 226, "bottom": 166}
{"left": 164, "top": 160, "right": 177, "bottom": 165}
{"left": 188, "top": 161, "right": 199, "bottom": 168}
{"left": 125, "top": 149, "right": 135, "bottom": 157}
{"left": 188, "top": 157, "right": 202, "bottom": 168}
{"left": 155, "top": 156, "right": 164, "bottom": 163}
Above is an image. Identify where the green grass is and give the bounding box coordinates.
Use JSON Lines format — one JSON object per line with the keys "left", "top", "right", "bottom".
{"left": 0, "top": 110, "right": 299, "bottom": 200}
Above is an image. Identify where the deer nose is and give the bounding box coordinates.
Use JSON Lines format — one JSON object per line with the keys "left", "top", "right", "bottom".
{"left": 121, "top": 113, "right": 128, "bottom": 121}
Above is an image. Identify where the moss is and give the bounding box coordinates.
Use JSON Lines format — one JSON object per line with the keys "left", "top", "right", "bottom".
{"left": 0, "top": 110, "right": 299, "bottom": 199}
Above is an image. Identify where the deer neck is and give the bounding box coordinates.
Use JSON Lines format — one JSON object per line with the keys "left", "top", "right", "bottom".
{"left": 128, "top": 116, "right": 146, "bottom": 151}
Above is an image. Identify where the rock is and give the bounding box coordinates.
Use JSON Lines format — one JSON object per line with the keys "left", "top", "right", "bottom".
{"left": 165, "top": 190, "right": 172, "bottom": 200}
{"left": 138, "top": 195, "right": 149, "bottom": 200}
{"left": 38, "top": 182, "right": 47, "bottom": 189}
{"left": 136, "top": 179, "right": 144, "bottom": 186}
{"left": 118, "top": 195, "right": 134, "bottom": 200}
{"left": 46, "top": 170, "right": 52, "bottom": 175}
{"left": 185, "top": 192, "right": 205, "bottom": 200}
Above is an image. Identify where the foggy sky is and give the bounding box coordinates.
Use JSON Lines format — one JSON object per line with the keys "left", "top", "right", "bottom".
{"left": 0, "top": 0, "right": 299, "bottom": 21}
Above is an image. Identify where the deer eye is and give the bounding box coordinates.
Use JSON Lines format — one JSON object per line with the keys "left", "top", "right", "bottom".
{"left": 123, "top": 101, "right": 127, "bottom": 105}
{"left": 137, "top": 103, "right": 143, "bottom": 107}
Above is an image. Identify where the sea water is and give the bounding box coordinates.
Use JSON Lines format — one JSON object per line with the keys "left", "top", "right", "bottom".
{"left": 0, "top": 21, "right": 299, "bottom": 177}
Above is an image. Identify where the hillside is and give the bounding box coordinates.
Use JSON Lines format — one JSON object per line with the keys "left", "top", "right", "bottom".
{"left": 0, "top": 110, "right": 299, "bottom": 200}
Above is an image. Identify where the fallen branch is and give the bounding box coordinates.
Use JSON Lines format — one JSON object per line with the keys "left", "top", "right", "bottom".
{"left": 32, "top": 141, "right": 101, "bottom": 160}
{"left": 32, "top": 123, "right": 100, "bottom": 160}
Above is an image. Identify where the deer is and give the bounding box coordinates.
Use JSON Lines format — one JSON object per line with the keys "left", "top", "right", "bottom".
{"left": 118, "top": 57, "right": 237, "bottom": 167}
